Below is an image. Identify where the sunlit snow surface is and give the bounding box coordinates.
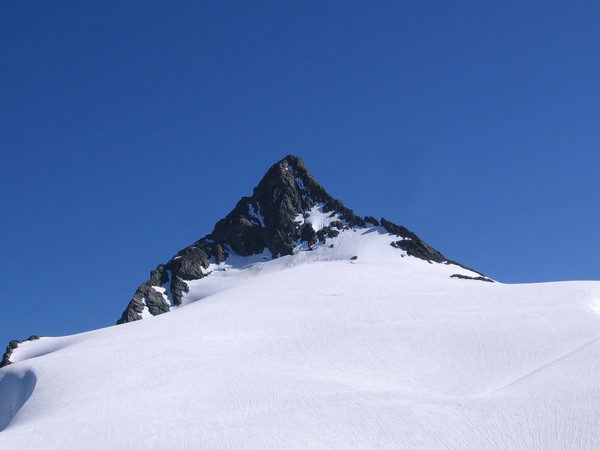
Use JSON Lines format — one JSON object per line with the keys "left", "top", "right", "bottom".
{"left": 296, "top": 203, "right": 341, "bottom": 232}
{"left": 2, "top": 227, "right": 600, "bottom": 448}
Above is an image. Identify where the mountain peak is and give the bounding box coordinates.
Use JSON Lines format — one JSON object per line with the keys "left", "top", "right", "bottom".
{"left": 206, "top": 155, "right": 367, "bottom": 261}
{"left": 116, "top": 156, "right": 488, "bottom": 324}
{"left": 252, "top": 154, "right": 332, "bottom": 212}
{"left": 212, "top": 154, "right": 363, "bottom": 255}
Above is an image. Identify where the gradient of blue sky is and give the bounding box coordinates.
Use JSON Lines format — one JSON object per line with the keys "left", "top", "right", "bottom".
{"left": 2, "top": 1, "right": 599, "bottom": 347}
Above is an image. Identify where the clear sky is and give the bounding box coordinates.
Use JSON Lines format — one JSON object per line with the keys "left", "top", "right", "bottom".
{"left": 2, "top": 1, "right": 599, "bottom": 347}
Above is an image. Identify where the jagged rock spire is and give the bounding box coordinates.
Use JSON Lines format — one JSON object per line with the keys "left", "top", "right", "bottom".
{"left": 212, "top": 155, "right": 364, "bottom": 258}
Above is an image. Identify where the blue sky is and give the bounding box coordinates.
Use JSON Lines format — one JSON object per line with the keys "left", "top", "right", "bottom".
{"left": 2, "top": 1, "right": 599, "bottom": 347}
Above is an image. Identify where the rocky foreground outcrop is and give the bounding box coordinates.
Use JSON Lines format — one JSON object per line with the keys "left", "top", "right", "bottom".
{"left": 0, "top": 336, "right": 40, "bottom": 369}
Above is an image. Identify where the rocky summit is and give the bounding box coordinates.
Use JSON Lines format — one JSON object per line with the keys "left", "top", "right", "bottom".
{"left": 117, "top": 155, "right": 488, "bottom": 324}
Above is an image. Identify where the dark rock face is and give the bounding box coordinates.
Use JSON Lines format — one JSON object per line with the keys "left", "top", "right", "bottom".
{"left": 117, "top": 155, "right": 482, "bottom": 324}
{"left": 389, "top": 238, "right": 446, "bottom": 263}
{"left": 364, "top": 216, "right": 380, "bottom": 227}
{"left": 1, "top": 336, "right": 40, "bottom": 369}
{"left": 116, "top": 281, "right": 170, "bottom": 324}
{"left": 382, "top": 217, "right": 447, "bottom": 263}
{"left": 209, "top": 155, "right": 365, "bottom": 258}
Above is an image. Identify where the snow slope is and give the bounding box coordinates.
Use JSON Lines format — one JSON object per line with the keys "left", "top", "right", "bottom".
{"left": 2, "top": 227, "right": 600, "bottom": 449}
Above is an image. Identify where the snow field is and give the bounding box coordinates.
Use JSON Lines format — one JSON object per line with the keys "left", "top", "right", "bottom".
{"left": 1, "top": 228, "right": 600, "bottom": 448}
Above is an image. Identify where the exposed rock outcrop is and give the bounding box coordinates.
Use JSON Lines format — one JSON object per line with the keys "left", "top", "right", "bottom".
{"left": 1, "top": 336, "right": 41, "bottom": 369}
{"left": 451, "top": 274, "right": 494, "bottom": 282}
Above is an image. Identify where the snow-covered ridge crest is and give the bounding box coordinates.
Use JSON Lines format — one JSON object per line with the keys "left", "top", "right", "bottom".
{"left": 179, "top": 225, "right": 485, "bottom": 307}
{"left": 115, "top": 155, "right": 488, "bottom": 325}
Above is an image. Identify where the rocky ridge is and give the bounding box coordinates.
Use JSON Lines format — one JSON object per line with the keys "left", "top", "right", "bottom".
{"left": 117, "top": 155, "right": 491, "bottom": 325}
{"left": 0, "top": 336, "right": 40, "bottom": 369}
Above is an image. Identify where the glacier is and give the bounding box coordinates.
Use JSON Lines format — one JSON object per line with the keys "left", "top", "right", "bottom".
{"left": 2, "top": 226, "right": 600, "bottom": 448}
